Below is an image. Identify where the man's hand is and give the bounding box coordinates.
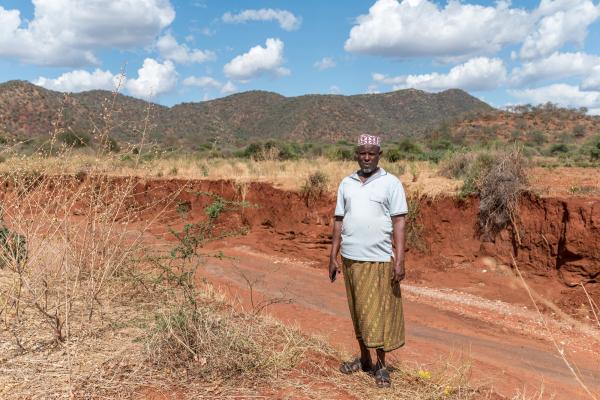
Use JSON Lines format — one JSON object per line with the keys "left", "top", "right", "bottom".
{"left": 329, "top": 257, "right": 341, "bottom": 282}
{"left": 392, "top": 259, "right": 405, "bottom": 283}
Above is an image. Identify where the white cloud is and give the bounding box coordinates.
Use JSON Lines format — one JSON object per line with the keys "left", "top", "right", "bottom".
{"left": 157, "top": 32, "right": 216, "bottom": 64}
{"left": 183, "top": 75, "right": 236, "bottom": 95}
{"left": 374, "top": 57, "right": 507, "bottom": 92}
{"left": 126, "top": 58, "right": 177, "bottom": 99}
{"left": 221, "top": 81, "right": 238, "bottom": 94}
{"left": 183, "top": 76, "right": 222, "bottom": 89}
{"left": 34, "top": 69, "right": 121, "bottom": 92}
{"left": 367, "top": 84, "right": 380, "bottom": 94}
{"left": 222, "top": 8, "right": 301, "bottom": 31}
{"left": 511, "top": 83, "right": 600, "bottom": 109}
{"left": 344, "top": 0, "right": 530, "bottom": 59}
{"left": 223, "top": 38, "right": 290, "bottom": 81}
{"left": 581, "top": 66, "right": 600, "bottom": 91}
{"left": 0, "top": 0, "right": 175, "bottom": 66}
{"left": 520, "top": 0, "right": 600, "bottom": 60}
{"left": 510, "top": 52, "right": 600, "bottom": 87}
{"left": 314, "top": 57, "right": 336, "bottom": 70}
{"left": 329, "top": 85, "right": 341, "bottom": 94}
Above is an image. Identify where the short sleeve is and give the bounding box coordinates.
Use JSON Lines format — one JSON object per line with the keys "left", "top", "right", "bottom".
{"left": 334, "top": 182, "right": 345, "bottom": 217}
{"left": 389, "top": 179, "right": 408, "bottom": 216}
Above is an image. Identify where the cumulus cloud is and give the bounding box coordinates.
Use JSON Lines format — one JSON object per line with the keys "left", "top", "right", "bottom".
{"left": 223, "top": 38, "right": 290, "bottom": 81}
{"left": 183, "top": 75, "right": 237, "bottom": 95}
{"left": 221, "top": 81, "right": 238, "bottom": 94}
{"left": 511, "top": 83, "right": 600, "bottom": 109}
{"left": 157, "top": 33, "right": 216, "bottom": 64}
{"left": 373, "top": 57, "right": 507, "bottom": 92}
{"left": 34, "top": 69, "right": 121, "bottom": 92}
{"left": 125, "top": 58, "right": 177, "bottom": 99}
{"left": 222, "top": 8, "right": 301, "bottom": 31}
{"left": 314, "top": 57, "right": 336, "bottom": 70}
{"left": 345, "top": 0, "right": 600, "bottom": 63}
{"left": 581, "top": 66, "right": 600, "bottom": 91}
{"left": 183, "top": 76, "right": 222, "bottom": 89}
{"left": 509, "top": 52, "right": 600, "bottom": 87}
{"left": 519, "top": 0, "right": 600, "bottom": 60}
{"left": 0, "top": 0, "right": 175, "bottom": 66}
{"left": 33, "top": 58, "right": 177, "bottom": 99}
{"left": 345, "top": 0, "right": 529, "bottom": 59}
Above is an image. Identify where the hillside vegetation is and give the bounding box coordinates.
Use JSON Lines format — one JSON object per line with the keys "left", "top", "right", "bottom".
{"left": 0, "top": 80, "right": 491, "bottom": 149}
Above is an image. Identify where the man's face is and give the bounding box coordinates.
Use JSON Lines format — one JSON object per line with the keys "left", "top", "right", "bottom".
{"left": 356, "top": 144, "right": 382, "bottom": 174}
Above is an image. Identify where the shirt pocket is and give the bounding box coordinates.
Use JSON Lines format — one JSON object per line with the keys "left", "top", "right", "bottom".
{"left": 369, "top": 194, "right": 388, "bottom": 214}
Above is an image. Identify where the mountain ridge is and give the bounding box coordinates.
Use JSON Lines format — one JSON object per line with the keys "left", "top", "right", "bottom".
{"left": 0, "top": 80, "right": 493, "bottom": 148}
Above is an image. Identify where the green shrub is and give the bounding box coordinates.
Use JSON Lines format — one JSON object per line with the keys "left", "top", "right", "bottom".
{"left": 549, "top": 143, "right": 570, "bottom": 154}
{"left": 573, "top": 124, "right": 586, "bottom": 138}
{"left": 0, "top": 226, "right": 27, "bottom": 268}
{"left": 427, "top": 139, "right": 454, "bottom": 151}
{"left": 438, "top": 152, "right": 476, "bottom": 179}
{"left": 204, "top": 199, "right": 225, "bottom": 219}
{"left": 102, "top": 136, "right": 120, "bottom": 152}
{"left": 526, "top": 130, "right": 547, "bottom": 146}
{"left": 58, "top": 131, "right": 91, "bottom": 148}
{"left": 325, "top": 146, "right": 354, "bottom": 161}
{"left": 386, "top": 148, "right": 402, "bottom": 162}
{"left": 456, "top": 152, "right": 499, "bottom": 199}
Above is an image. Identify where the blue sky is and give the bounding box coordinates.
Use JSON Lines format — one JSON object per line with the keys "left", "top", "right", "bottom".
{"left": 1, "top": 0, "right": 600, "bottom": 113}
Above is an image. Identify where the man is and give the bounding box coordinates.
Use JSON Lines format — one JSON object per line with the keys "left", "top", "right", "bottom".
{"left": 329, "top": 133, "right": 408, "bottom": 388}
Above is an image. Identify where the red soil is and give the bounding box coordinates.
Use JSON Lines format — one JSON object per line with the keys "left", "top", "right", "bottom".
{"left": 3, "top": 175, "right": 599, "bottom": 398}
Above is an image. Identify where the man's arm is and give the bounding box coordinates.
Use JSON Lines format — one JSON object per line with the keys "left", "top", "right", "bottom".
{"left": 329, "top": 216, "right": 343, "bottom": 282}
{"left": 391, "top": 215, "right": 406, "bottom": 282}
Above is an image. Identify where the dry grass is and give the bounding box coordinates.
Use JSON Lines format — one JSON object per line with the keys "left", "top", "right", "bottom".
{"left": 0, "top": 153, "right": 462, "bottom": 198}
{"left": 309, "top": 358, "right": 489, "bottom": 400}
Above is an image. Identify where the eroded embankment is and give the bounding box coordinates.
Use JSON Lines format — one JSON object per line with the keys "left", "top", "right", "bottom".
{"left": 417, "top": 194, "right": 600, "bottom": 305}
{"left": 2, "top": 175, "right": 599, "bottom": 313}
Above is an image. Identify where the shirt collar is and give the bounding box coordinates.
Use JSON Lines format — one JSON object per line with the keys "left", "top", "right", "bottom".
{"left": 350, "top": 168, "right": 387, "bottom": 184}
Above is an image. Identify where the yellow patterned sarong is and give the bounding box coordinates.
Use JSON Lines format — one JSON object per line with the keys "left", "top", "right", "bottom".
{"left": 342, "top": 257, "right": 405, "bottom": 352}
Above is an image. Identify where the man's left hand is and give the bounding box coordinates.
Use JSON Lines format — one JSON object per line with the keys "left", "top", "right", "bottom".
{"left": 392, "top": 260, "right": 405, "bottom": 283}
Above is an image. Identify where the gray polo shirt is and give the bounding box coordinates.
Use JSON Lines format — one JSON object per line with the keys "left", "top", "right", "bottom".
{"left": 334, "top": 168, "right": 408, "bottom": 262}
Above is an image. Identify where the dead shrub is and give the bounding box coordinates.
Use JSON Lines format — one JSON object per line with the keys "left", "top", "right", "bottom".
{"left": 440, "top": 148, "right": 528, "bottom": 239}
{"left": 147, "top": 294, "right": 313, "bottom": 382}
{"left": 406, "top": 192, "right": 428, "bottom": 253}
{"left": 477, "top": 147, "right": 528, "bottom": 240}
{"left": 301, "top": 171, "right": 329, "bottom": 205}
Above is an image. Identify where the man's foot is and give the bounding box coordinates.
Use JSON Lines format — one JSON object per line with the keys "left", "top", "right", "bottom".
{"left": 374, "top": 367, "right": 391, "bottom": 388}
{"left": 339, "top": 358, "right": 373, "bottom": 374}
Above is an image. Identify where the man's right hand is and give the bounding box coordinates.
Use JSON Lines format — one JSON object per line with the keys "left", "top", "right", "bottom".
{"left": 329, "top": 258, "right": 340, "bottom": 282}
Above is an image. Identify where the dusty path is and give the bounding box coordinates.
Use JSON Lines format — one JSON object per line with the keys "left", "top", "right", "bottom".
{"left": 199, "top": 239, "right": 600, "bottom": 399}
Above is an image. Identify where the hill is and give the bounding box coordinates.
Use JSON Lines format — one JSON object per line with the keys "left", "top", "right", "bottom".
{"left": 0, "top": 80, "right": 492, "bottom": 149}
{"left": 448, "top": 103, "right": 600, "bottom": 145}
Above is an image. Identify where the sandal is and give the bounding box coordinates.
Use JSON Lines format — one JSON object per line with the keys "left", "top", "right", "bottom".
{"left": 339, "top": 358, "right": 370, "bottom": 374}
{"left": 374, "top": 367, "right": 391, "bottom": 388}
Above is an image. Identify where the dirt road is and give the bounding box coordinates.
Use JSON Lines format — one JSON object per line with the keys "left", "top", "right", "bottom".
{"left": 199, "top": 237, "right": 600, "bottom": 399}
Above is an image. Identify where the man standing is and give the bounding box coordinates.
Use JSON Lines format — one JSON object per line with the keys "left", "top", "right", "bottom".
{"left": 329, "top": 134, "right": 408, "bottom": 388}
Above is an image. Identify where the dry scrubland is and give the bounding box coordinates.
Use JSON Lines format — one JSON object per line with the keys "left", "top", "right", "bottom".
{"left": 0, "top": 152, "right": 517, "bottom": 400}
{"left": 2, "top": 149, "right": 599, "bottom": 199}
{"left": 0, "top": 150, "right": 597, "bottom": 399}
{"left": 0, "top": 84, "right": 599, "bottom": 398}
